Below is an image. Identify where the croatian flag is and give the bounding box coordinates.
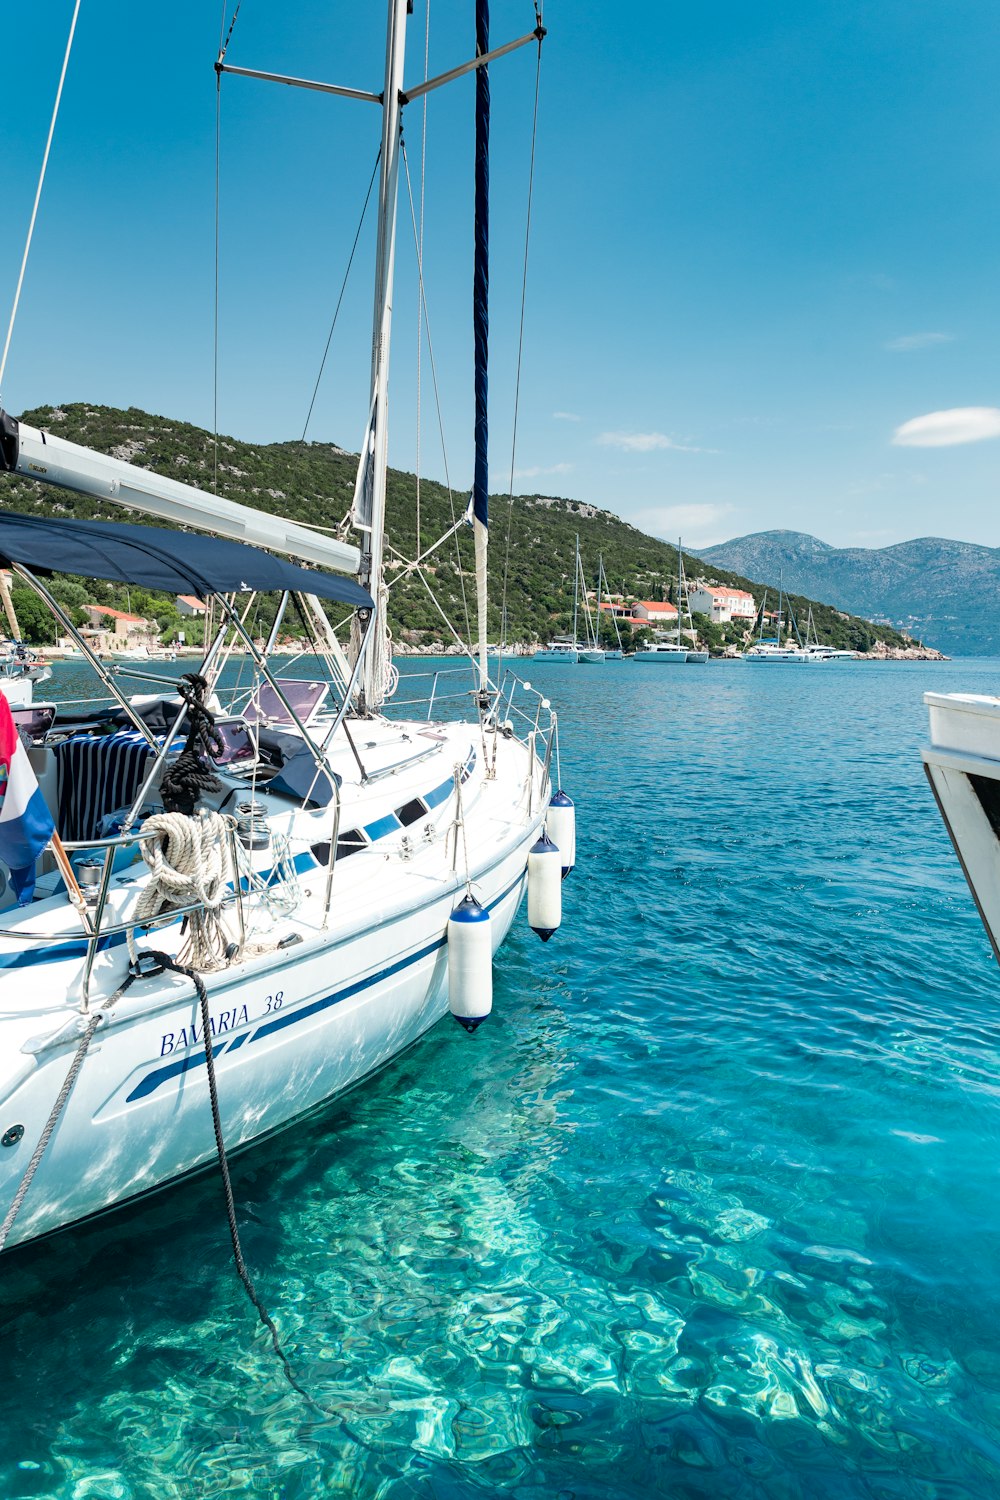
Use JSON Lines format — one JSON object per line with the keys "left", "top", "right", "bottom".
{"left": 0, "top": 690, "right": 54, "bottom": 904}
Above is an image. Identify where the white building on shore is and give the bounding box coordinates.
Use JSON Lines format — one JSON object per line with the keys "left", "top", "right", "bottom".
{"left": 630, "top": 600, "right": 679, "bottom": 625}
{"left": 688, "top": 583, "right": 756, "bottom": 624}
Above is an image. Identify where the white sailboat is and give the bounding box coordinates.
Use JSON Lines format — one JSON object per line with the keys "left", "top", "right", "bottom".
{"left": 533, "top": 534, "right": 600, "bottom": 663}
{"left": 0, "top": 569, "right": 52, "bottom": 704}
{"left": 575, "top": 538, "right": 605, "bottom": 664}
{"left": 0, "top": 0, "right": 570, "bottom": 1251}
{"left": 801, "top": 606, "right": 858, "bottom": 659}
{"left": 597, "top": 556, "right": 624, "bottom": 660}
{"left": 743, "top": 575, "right": 821, "bottom": 663}
{"left": 533, "top": 540, "right": 580, "bottom": 663}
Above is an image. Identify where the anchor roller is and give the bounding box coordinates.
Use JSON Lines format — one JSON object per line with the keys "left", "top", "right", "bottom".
{"left": 546, "top": 790, "right": 576, "bottom": 879}
{"left": 527, "top": 832, "right": 562, "bottom": 942}
{"left": 447, "top": 894, "right": 493, "bottom": 1031}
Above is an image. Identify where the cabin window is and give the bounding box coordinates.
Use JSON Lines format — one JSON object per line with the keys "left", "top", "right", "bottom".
{"left": 395, "top": 798, "right": 427, "bottom": 827}
{"left": 311, "top": 829, "right": 367, "bottom": 864}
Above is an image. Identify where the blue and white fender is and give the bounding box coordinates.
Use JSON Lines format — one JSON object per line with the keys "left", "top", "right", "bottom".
{"left": 527, "top": 833, "right": 562, "bottom": 942}
{"left": 546, "top": 790, "right": 576, "bottom": 879}
{"left": 447, "top": 894, "right": 493, "bottom": 1030}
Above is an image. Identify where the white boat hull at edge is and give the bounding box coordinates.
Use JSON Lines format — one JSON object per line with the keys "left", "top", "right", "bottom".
{"left": 923, "top": 691, "right": 1000, "bottom": 963}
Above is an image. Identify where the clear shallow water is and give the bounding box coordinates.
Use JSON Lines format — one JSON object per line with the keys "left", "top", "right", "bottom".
{"left": 4, "top": 656, "right": 1000, "bottom": 1498}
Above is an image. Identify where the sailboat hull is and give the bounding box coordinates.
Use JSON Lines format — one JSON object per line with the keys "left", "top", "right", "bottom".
{"left": 0, "top": 717, "right": 546, "bottom": 1250}
{"left": 634, "top": 649, "right": 689, "bottom": 665}
{"left": 0, "top": 832, "right": 536, "bottom": 1250}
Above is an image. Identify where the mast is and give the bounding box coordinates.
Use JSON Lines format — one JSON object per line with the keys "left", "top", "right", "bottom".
{"left": 572, "top": 533, "right": 579, "bottom": 647}
{"left": 676, "top": 537, "right": 682, "bottom": 648}
{"left": 596, "top": 553, "right": 603, "bottom": 648}
{"left": 353, "top": 0, "right": 409, "bottom": 713}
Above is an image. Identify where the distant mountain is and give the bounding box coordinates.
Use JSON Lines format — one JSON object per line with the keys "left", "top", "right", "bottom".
{"left": 698, "top": 529, "right": 998, "bottom": 655}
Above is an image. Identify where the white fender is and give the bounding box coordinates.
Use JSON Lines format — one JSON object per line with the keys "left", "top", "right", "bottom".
{"left": 527, "top": 832, "right": 562, "bottom": 942}
{"left": 546, "top": 790, "right": 576, "bottom": 879}
{"left": 447, "top": 894, "right": 493, "bottom": 1031}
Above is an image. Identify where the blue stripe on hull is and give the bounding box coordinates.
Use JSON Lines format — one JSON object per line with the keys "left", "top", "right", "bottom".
{"left": 124, "top": 868, "right": 526, "bottom": 1103}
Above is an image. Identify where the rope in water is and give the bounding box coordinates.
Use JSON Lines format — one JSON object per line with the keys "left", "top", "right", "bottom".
{"left": 158, "top": 951, "right": 324, "bottom": 1414}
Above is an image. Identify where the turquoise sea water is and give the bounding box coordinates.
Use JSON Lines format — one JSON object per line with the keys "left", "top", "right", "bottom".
{"left": 3, "top": 655, "right": 1000, "bottom": 1498}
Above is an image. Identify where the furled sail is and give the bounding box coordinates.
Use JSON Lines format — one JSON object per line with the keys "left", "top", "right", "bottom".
{"left": 473, "top": 0, "right": 490, "bottom": 689}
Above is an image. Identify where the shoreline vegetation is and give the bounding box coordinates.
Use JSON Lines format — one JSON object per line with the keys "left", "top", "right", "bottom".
{"left": 1, "top": 402, "right": 939, "bottom": 660}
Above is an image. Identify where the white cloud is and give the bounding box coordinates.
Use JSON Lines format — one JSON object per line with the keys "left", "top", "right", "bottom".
{"left": 552, "top": 411, "right": 580, "bottom": 422}
{"left": 512, "top": 461, "right": 573, "bottom": 479}
{"left": 892, "top": 407, "right": 1000, "bottom": 448}
{"left": 884, "top": 331, "right": 955, "bottom": 352}
{"left": 631, "top": 503, "right": 736, "bottom": 548}
{"left": 599, "top": 430, "right": 671, "bottom": 452}
{"left": 598, "top": 430, "right": 713, "bottom": 454}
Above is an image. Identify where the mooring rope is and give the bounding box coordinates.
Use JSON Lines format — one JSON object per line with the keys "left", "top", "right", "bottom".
{"left": 148, "top": 951, "right": 323, "bottom": 1412}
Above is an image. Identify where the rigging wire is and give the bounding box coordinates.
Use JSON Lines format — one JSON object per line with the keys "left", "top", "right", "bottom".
{"left": 499, "top": 16, "right": 544, "bottom": 652}
{"left": 301, "top": 150, "right": 382, "bottom": 443}
{"left": 400, "top": 138, "right": 473, "bottom": 648}
{"left": 415, "top": 0, "right": 432, "bottom": 555}
{"left": 213, "top": 1, "right": 242, "bottom": 495}
{"left": 0, "top": 0, "right": 82, "bottom": 397}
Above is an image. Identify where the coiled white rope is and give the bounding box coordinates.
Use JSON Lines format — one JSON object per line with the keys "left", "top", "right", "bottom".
{"left": 129, "top": 810, "right": 233, "bottom": 971}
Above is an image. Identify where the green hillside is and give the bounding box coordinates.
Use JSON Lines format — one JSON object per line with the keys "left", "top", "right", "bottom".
{"left": 0, "top": 403, "right": 916, "bottom": 654}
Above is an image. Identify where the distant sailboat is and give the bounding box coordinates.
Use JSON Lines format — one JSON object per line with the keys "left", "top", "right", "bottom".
{"left": 597, "top": 556, "right": 624, "bottom": 660}
{"left": 634, "top": 538, "right": 707, "bottom": 666}
{"left": 743, "top": 573, "right": 821, "bottom": 663}
{"left": 577, "top": 541, "right": 605, "bottom": 664}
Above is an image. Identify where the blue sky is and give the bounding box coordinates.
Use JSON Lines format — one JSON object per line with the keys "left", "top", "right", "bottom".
{"left": 1, "top": 0, "right": 997, "bottom": 550}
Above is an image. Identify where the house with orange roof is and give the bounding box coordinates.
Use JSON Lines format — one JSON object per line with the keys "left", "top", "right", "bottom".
{"left": 688, "top": 583, "right": 757, "bottom": 623}
{"left": 82, "top": 605, "right": 157, "bottom": 652}
{"left": 175, "top": 595, "right": 206, "bottom": 617}
{"left": 630, "top": 600, "right": 679, "bottom": 623}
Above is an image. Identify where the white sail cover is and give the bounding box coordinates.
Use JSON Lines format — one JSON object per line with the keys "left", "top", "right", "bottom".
{"left": 10, "top": 420, "right": 360, "bottom": 575}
